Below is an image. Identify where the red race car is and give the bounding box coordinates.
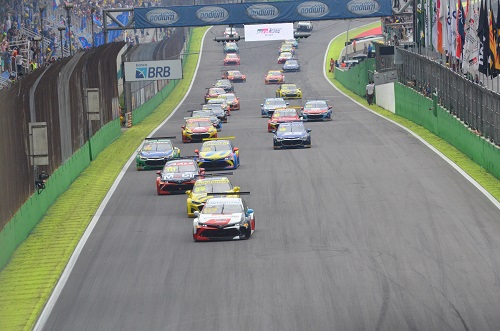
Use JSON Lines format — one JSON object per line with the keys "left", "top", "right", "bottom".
{"left": 267, "top": 107, "right": 301, "bottom": 132}
{"left": 222, "top": 69, "right": 246, "bottom": 82}
{"left": 218, "top": 93, "right": 240, "bottom": 111}
{"left": 156, "top": 159, "right": 205, "bottom": 195}
{"left": 264, "top": 70, "right": 285, "bottom": 84}
{"left": 277, "top": 51, "right": 293, "bottom": 64}
{"left": 223, "top": 53, "right": 240, "bottom": 66}
{"left": 204, "top": 87, "right": 226, "bottom": 103}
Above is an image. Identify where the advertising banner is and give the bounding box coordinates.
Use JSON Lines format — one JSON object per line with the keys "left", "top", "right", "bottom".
{"left": 124, "top": 59, "right": 182, "bottom": 82}
{"left": 134, "top": 0, "right": 392, "bottom": 29}
{"left": 244, "top": 23, "right": 294, "bottom": 41}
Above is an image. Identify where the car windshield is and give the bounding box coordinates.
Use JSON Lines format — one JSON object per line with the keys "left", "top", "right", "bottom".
{"left": 273, "top": 109, "right": 297, "bottom": 117}
{"left": 285, "top": 60, "right": 298, "bottom": 66}
{"left": 280, "top": 52, "right": 292, "bottom": 58}
{"left": 186, "top": 120, "right": 212, "bottom": 128}
{"left": 163, "top": 162, "right": 197, "bottom": 173}
{"left": 193, "top": 180, "right": 232, "bottom": 193}
{"left": 278, "top": 123, "right": 304, "bottom": 132}
{"left": 201, "top": 141, "right": 231, "bottom": 152}
{"left": 266, "top": 99, "right": 286, "bottom": 106}
{"left": 229, "top": 71, "right": 241, "bottom": 75}
{"left": 142, "top": 141, "right": 172, "bottom": 151}
{"left": 202, "top": 201, "right": 244, "bottom": 214}
{"left": 282, "top": 84, "right": 296, "bottom": 90}
{"left": 305, "top": 101, "right": 328, "bottom": 109}
{"left": 268, "top": 71, "right": 281, "bottom": 76}
{"left": 192, "top": 111, "right": 212, "bottom": 118}
{"left": 209, "top": 88, "right": 225, "bottom": 95}
{"left": 221, "top": 94, "right": 236, "bottom": 102}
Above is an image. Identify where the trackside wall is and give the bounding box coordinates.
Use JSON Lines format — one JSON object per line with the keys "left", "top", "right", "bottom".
{"left": 334, "top": 59, "right": 375, "bottom": 97}
{"left": 395, "top": 83, "right": 500, "bottom": 179}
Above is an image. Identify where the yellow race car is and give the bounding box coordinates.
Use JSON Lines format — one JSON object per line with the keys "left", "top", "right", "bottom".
{"left": 185, "top": 176, "right": 240, "bottom": 217}
{"left": 276, "top": 83, "right": 302, "bottom": 99}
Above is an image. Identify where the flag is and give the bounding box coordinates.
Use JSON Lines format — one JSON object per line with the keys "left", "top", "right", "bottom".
{"left": 462, "top": 0, "right": 480, "bottom": 74}
{"left": 93, "top": 14, "right": 102, "bottom": 28}
{"left": 440, "top": 0, "right": 448, "bottom": 53}
{"left": 456, "top": 0, "right": 466, "bottom": 58}
{"left": 449, "top": 0, "right": 457, "bottom": 57}
{"left": 478, "top": 0, "right": 489, "bottom": 75}
{"left": 488, "top": 0, "right": 498, "bottom": 74}
{"left": 78, "top": 37, "right": 91, "bottom": 49}
{"left": 437, "top": 0, "right": 444, "bottom": 52}
{"left": 426, "top": 0, "right": 432, "bottom": 47}
{"left": 495, "top": 0, "right": 500, "bottom": 70}
{"left": 81, "top": 16, "right": 87, "bottom": 31}
{"left": 433, "top": 0, "right": 439, "bottom": 50}
{"left": 417, "top": 0, "right": 426, "bottom": 46}
{"left": 52, "top": 0, "right": 59, "bottom": 10}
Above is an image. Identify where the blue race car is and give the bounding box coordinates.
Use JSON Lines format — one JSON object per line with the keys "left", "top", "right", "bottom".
{"left": 136, "top": 137, "right": 180, "bottom": 170}
{"left": 195, "top": 139, "right": 240, "bottom": 170}
{"left": 282, "top": 59, "right": 300, "bottom": 72}
{"left": 260, "top": 97, "right": 288, "bottom": 118}
{"left": 301, "top": 100, "right": 332, "bottom": 121}
{"left": 273, "top": 122, "right": 311, "bottom": 149}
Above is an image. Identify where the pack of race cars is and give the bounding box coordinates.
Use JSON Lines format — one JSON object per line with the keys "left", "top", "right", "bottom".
{"left": 135, "top": 26, "right": 325, "bottom": 242}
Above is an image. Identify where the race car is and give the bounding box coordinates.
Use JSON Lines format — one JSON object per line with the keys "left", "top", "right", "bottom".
{"left": 277, "top": 51, "right": 293, "bottom": 64}
{"left": 278, "top": 43, "right": 295, "bottom": 55}
{"left": 224, "top": 53, "right": 240, "bottom": 65}
{"left": 260, "top": 97, "right": 288, "bottom": 117}
{"left": 185, "top": 176, "right": 240, "bottom": 217}
{"left": 195, "top": 139, "right": 240, "bottom": 170}
{"left": 181, "top": 117, "right": 218, "bottom": 143}
{"left": 201, "top": 103, "right": 228, "bottom": 123}
{"left": 189, "top": 110, "right": 222, "bottom": 131}
{"left": 192, "top": 197, "right": 255, "bottom": 241}
{"left": 207, "top": 98, "right": 231, "bottom": 116}
{"left": 213, "top": 79, "right": 234, "bottom": 92}
{"left": 204, "top": 87, "right": 226, "bottom": 103}
{"left": 301, "top": 100, "right": 333, "bottom": 121}
{"left": 267, "top": 108, "right": 301, "bottom": 132}
{"left": 156, "top": 158, "right": 205, "bottom": 195}
{"left": 218, "top": 93, "right": 240, "bottom": 111}
{"left": 273, "top": 122, "right": 311, "bottom": 149}
{"left": 283, "top": 39, "right": 299, "bottom": 48}
{"left": 224, "top": 27, "right": 239, "bottom": 37}
{"left": 276, "top": 83, "right": 302, "bottom": 99}
{"left": 264, "top": 70, "right": 285, "bottom": 84}
{"left": 282, "top": 59, "right": 300, "bottom": 72}
{"left": 136, "top": 137, "right": 180, "bottom": 171}
{"left": 223, "top": 42, "right": 239, "bottom": 53}
{"left": 296, "top": 21, "right": 313, "bottom": 32}
{"left": 222, "top": 69, "right": 246, "bottom": 82}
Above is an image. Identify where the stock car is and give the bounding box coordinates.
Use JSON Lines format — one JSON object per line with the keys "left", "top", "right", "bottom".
{"left": 278, "top": 51, "right": 293, "bottom": 64}
{"left": 195, "top": 139, "right": 240, "bottom": 170}
{"left": 222, "top": 69, "right": 246, "bottom": 82}
{"left": 261, "top": 97, "right": 288, "bottom": 117}
{"left": 223, "top": 42, "right": 239, "bottom": 53}
{"left": 301, "top": 100, "right": 333, "bottom": 121}
{"left": 282, "top": 59, "right": 300, "bottom": 72}
{"left": 204, "top": 87, "right": 226, "bottom": 103}
{"left": 185, "top": 176, "right": 240, "bottom": 217}
{"left": 201, "top": 103, "right": 228, "bottom": 123}
{"left": 278, "top": 43, "right": 295, "bottom": 55}
{"left": 218, "top": 93, "right": 240, "bottom": 111}
{"left": 136, "top": 137, "right": 180, "bottom": 170}
{"left": 207, "top": 98, "right": 231, "bottom": 116}
{"left": 267, "top": 108, "right": 301, "bottom": 132}
{"left": 264, "top": 70, "right": 285, "bottom": 84}
{"left": 273, "top": 122, "right": 311, "bottom": 149}
{"left": 156, "top": 158, "right": 205, "bottom": 195}
{"left": 213, "top": 79, "right": 234, "bottom": 92}
{"left": 192, "top": 197, "right": 255, "bottom": 241}
{"left": 181, "top": 117, "right": 218, "bottom": 143}
{"left": 190, "top": 110, "right": 222, "bottom": 130}
{"left": 224, "top": 53, "right": 241, "bottom": 65}
{"left": 296, "top": 21, "right": 313, "bottom": 32}
{"left": 283, "top": 39, "right": 299, "bottom": 48}
{"left": 276, "top": 83, "right": 302, "bottom": 99}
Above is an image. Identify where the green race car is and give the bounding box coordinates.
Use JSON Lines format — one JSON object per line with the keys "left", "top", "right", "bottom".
{"left": 136, "top": 137, "right": 180, "bottom": 170}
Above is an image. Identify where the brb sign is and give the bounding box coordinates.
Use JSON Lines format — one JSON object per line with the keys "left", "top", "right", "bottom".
{"left": 124, "top": 59, "right": 182, "bottom": 82}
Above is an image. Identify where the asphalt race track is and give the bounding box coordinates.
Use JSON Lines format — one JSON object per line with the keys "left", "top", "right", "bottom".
{"left": 41, "top": 20, "right": 500, "bottom": 331}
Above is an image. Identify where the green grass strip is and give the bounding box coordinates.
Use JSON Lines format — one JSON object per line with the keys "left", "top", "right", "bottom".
{"left": 0, "top": 27, "right": 209, "bottom": 331}
{"left": 326, "top": 22, "right": 500, "bottom": 202}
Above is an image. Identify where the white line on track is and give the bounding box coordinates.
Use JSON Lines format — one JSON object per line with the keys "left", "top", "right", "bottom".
{"left": 33, "top": 27, "right": 212, "bottom": 331}
{"left": 323, "top": 23, "right": 500, "bottom": 210}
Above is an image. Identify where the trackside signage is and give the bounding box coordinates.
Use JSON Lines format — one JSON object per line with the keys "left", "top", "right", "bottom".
{"left": 134, "top": 0, "right": 392, "bottom": 28}
{"left": 124, "top": 60, "right": 182, "bottom": 82}
{"left": 244, "top": 23, "right": 294, "bottom": 42}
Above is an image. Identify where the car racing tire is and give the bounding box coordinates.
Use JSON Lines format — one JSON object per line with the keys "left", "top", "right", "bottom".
{"left": 243, "top": 222, "right": 252, "bottom": 239}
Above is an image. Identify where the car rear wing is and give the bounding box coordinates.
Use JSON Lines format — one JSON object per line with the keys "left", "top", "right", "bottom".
{"left": 202, "top": 136, "right": 235, "bottom": 141}
{"left": 145, "top": 136, "right": 176, "bottom": 140}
